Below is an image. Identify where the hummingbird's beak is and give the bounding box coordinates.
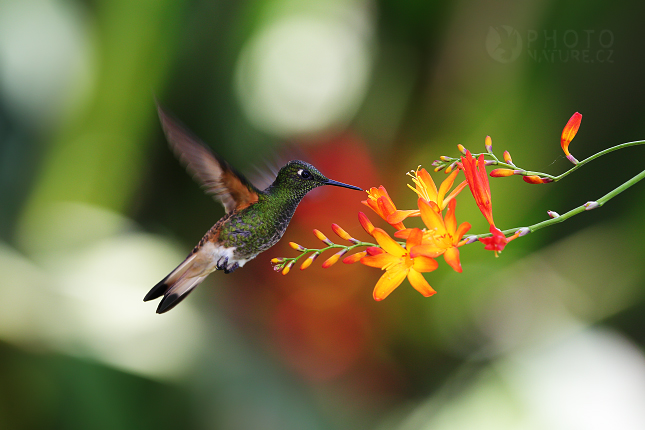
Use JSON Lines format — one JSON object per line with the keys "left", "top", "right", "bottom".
{"left": 325, "top": 179, "right": 363, "bottom": 191}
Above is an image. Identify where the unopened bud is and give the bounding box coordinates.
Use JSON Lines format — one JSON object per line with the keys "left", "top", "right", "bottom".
{"left": 547, "top": 210, "right": 560, "bottom": 218}
{"left": 331, "top": 224, "right": 354, "bottom": 242}
{"left": 584, "top": 201, "right": 600, "bottom": 210}
{"left": 445, "top": 161, "right": 458, "bottom": 174}
{"left": 503, "top": 150, "right": 514, "bottom": 165}
{"left": 281, "top": 261, "right": 294, "bottom": 275}
{"left": 485, "top": 136, "right": 493, "bottom": 153}
{"left": 322, "top": 249, "right": 347, "bottom": 268}
{"left": 457, "top": 144, "right": 467, "bottom": 155}
{"left": 300, "top": 253, "right": 319, "bottom": 270}
{"left": 523, "top": 175, "right": 552, "bottom": 184}
{"left": 313, "top": 229, "right": 333, "bottom": 245}
{"left": 358, "top": 212, "right": 375, "bottom": 235}
{"left": 289, "top": 242, "right": 306, "bottom": 252}
{"left": 490, "top": 168, "right": 515, "bottom": 177}
{"left": 343, "top": 251, "right": 367, "bottom": 264}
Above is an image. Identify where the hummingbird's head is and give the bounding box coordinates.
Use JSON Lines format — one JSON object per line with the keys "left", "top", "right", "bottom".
{"left": 272, "top": 160, "right": 362, "bottom": 196}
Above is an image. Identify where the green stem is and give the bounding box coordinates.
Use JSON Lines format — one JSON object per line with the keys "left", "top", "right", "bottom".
{"left": 467, "top": 167, "right": 645, "bottom": 240}
{"left": 278, "top": 241, "right": 377, "bottom": 269}
{"left": 553, "top": 140, "right": 645, "bottom": 181}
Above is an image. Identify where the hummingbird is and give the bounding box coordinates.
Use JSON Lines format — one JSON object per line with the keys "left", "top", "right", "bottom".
{"left": 144, "top": 104, "right": 363, "bottom": 313}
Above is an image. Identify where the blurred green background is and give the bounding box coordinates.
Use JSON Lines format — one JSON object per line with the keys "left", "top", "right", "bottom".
{"left": 2, "top": 0, "right": 645, "bottom": 429}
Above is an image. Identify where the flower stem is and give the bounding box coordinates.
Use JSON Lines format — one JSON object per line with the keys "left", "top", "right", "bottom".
{"left": 275, "top": 241, "right": 376, "bottom": 270}
{"left": 467, "top": 167, "right": 645, "bottom": 240}
{"left": 553, "top": 140, "right": 645, "bottom": 181}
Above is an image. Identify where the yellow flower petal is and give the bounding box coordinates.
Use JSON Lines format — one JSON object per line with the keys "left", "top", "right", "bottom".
{"left": 443, "top": 180, "right": 467, "bottom": 209}
{"left": 373, "top": 268, "right": 408, "bottom": 301}
{"left": 411, "top": 255, "right": 439, "bottom": 272}
{"left": 361, "top": 253, "right": 400, "bottom": 268}
{"left": 445, "top": 198, "right": 457, "bottom": 236}
{"left": 437, "top": 169, "right": 458, "bottom": 209}
{"left": 443, "top": 246, "right": 462, "bottom": 273}
{"left": 387, "top": 210, "right": 419, "bottom": 225}
{"left": 393, "top": 228, "right": 413, "bottom": 239}
{"left": 372, "top": 228, "right": 406, "bottom": 257}
{"left": 409, "top": 245, "right": 444, "bottom": 259}
{"left": 416, "top": 168, "right": 438, "bottom": 201}
{"left": 405, "top": 228, "right": 424, "bottom": 250}
{"left": 454, "top": 222, "right": 471, "bottom": 242}
{"left": 407, "top": 269, "right": 436, "bottom": 297}
{"left": 418, "top": 199, "right": 447, "bottom": 236}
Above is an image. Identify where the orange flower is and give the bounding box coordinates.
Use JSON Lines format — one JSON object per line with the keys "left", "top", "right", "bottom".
{"left": 361, "top": 228, "right": 438, "bottom": 300}
{"left": 461, "top": 150, "right": 523, "bottom": 255}
{"left": 387, "top": 168, "right": 467, "bottom": 224}
{"left": 561, "top": 112, "right": 582, "bottom": 164}
{"left": 479, "top": 226, "right": 521, "bottom": 256}
{"left": 461, "top": 150, "right": 494, "bottom": 226}
{"left": 362, "top": 186, "right": 405, "bottom": 230}
{"left": 395, "top": 198, "right": 471, "bottom": 272}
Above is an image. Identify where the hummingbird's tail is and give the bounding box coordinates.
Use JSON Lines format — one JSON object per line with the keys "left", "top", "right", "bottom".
{"left": 144, "top": 253, "right": 208, "bottom": 314}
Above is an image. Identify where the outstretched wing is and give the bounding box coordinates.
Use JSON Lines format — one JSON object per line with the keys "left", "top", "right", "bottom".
{"left": 156, "top": 103, "right": 261, "bottom": 213}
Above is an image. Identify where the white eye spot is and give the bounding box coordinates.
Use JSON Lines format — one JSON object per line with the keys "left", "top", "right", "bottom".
{"left": 297, "top": 169, "right": 312, "bottom": 179}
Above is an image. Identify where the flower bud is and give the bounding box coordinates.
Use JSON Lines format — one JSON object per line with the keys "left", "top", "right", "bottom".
{"left": 523, "top": 175, "right": 552, "bottom": 184}
{"left": 343, "top": 251, "right": 367, "bottom": 264}
{"left": 313, "top": 229, "right": 333, "bottom": 245}
{"left": 322, "top": 250, "right": 347, "bottom": 268}
{"left": 331, "top": 223, "right": 353, "bottom": 241}
{"left": 561, "top": 112, "right": 582, "bottom": 164}
{"left": 281, "top": 260, "right": 294, "bottom": 275}
{"left": 358, "top": 212, "right": 375, "bottom": 235}
{"left": 490, "top": 168, "right": 515, "bottom": 177}
{"left": 289, "top": 242, "right": 306, "bottom": 252}
{"left": 584, "top": 201, "right": 600, "bottom": 210}
{"left": 457, "top": 144, "right": 467, "bottom": 155}
{"left": 300, "top": 253, "right": 319, "bottom": 270}
{"left": 485, "top": 136, "right": 493, "bottom": 153}
{"left": 503, "top": 150, "right": 514, "bottom": 165}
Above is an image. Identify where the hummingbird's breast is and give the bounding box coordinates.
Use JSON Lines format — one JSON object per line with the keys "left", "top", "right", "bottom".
{"left": 217, "top": 198, "right": 299, "bottom": 260}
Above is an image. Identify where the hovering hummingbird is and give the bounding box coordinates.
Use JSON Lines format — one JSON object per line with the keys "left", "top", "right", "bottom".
{"left": 145, "top": 105, "right": 363, "bottom": 313}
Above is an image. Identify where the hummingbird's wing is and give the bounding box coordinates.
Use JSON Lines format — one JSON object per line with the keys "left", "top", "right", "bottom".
{"left": 157, "top": 103, "right": 262, "bottom": 213}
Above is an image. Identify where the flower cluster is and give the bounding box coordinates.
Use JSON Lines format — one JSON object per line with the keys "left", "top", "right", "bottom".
{"left": 271, "top": 111, "right": 627, "bottom": 302}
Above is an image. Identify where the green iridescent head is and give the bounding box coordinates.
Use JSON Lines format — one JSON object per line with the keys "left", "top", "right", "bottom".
{"left": 270, "top": 160, "right": 362, "bottom": 196}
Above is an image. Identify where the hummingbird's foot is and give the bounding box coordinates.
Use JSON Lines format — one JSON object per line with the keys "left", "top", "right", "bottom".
{"left": 216, "top": 256, "right": 229, "bottom": 271}
{"left": 216, "top": 256, "right": 240, "bottom": 274}
{"left": 224, "top": 262, "right": 239, "bottom": 274}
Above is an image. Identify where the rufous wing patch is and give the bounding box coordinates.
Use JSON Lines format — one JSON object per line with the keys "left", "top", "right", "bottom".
{"left": 156, "top": 102, "right": 261, "bottom": 213}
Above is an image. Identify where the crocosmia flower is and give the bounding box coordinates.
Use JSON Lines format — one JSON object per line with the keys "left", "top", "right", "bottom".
{"left": 387, "top": 168, "right": 467, "bottom": 224}
{"left": 361, "top": 228, "right": 438, "bottom": 300}
{"left": 561, "top": 112, "right": 582, "bottom": 164}
{"left": 461, "top": 150, "right": 494, "bottom": 226}
{"left": 395, "top": 199, "right": 471, "bottom": 273}
{"left": 461, "top": 149, "right": 520, "bottom": 255}
{"left": 362, "top": 186, "right": 406, "bottom": 230}
{"left": 479, "top": 225, "right": 521, "bottom": 256}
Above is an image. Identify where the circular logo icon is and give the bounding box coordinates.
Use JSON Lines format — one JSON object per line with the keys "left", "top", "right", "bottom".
{"left": 486, "top": 26, "right": 522, "bottom": 63}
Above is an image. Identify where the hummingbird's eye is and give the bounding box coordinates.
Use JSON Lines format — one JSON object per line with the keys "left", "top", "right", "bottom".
{"left": 297, "top": 169, "right": 312, "bottom": 179}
